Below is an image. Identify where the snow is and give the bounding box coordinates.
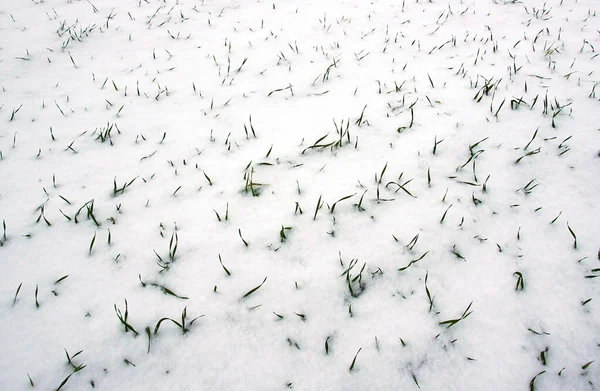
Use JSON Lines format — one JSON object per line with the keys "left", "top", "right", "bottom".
{"left": 1, "top": 0, "right": 599, "bottom": 389}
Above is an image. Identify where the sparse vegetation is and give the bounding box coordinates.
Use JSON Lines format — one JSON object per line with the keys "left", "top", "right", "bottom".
{"left": 1, "top": 0, "right": 597, "bottom": 389}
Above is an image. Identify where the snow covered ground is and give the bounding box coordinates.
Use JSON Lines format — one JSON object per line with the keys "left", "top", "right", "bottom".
{"left": 1, "top": 0, "right": 599, "bottom": 389}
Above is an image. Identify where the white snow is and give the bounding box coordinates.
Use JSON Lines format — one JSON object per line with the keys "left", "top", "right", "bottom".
{"left": 1, "top": 0, "right": 599, "bottom": 389}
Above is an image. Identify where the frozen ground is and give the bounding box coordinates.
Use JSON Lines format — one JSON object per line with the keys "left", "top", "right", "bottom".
{"left": 0, "top": 0, "right": 599, "bottom": 389}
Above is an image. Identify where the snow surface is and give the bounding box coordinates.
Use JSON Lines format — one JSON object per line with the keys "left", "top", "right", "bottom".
{"left": 1, "top": 0, "right": 599, "bottom": 389}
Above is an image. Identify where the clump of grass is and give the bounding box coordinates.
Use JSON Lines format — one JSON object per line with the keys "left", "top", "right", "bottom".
{"left": 398, "top": 251, "right": 429, "bottom": 271}
{"left": 152, "top": 231, "right": 179, "bottom": 273}
{"left": 65, "top": 349, "right": 84, "bottom": 370}
{"left": 355, "top": 105, "right": 368, "bottom": 126}
{"left": 8, "top": 104, "right": 22, "bottom": 121}
{"left": 439, "top": 301, "right": 473, "bottom": 328}
{"left": 56, "top": 352, "right": 86, "bottom": 391}
{"left": 341, "top": 259, "right": 366, "bottom": 297}
{"left": 386, "top": 176, "right": 416, "bottom": 198}
{"left": 268, "top": 84, "right": 294, "bottom": 97}
{"left": 243, "top": 167, "right": 265, "bottom": 196}
{"left": 73, "top": 200, "right": 100, "bottom": 226}
{"left": 35, "top": 205, "right": 51, "bottom": 226}
{"left": 94, "top": 122, "right": 119, "bottom": 144}
{"left": 330, "top": 193, "right": 355, "bottom": 214}
{"left": 113, "top": 176, "right": 138, "bottom": 196}
{"left": 139, "top": 274, "right": 188, "bottom": 299}
{"left": 302, "top": 134, "right": 334, "bottom": 154}
{"left": 406, "top": 233, "right": 419, "bottom": 250}
{"left": 168, "top": 232, "right": 178, "bottom": 261}
{"left": 521, "top": 179, "right": 539, "bottom": 195}
{"left": 214, "top": 203, "right": 229, "bottom": 222}
{"left": 451, "top": 245, "right": 466, "bottom": 261}
{"left": 432, "top": 135, "right": 444, "bottom": 155}
{"left": 515, "top": 148, "right": 541, "bottom": 164}
{"left": 114, "top": 299, "right": 138, "bottom": 335}
{"left": 473, "top": 76, "right": 500, "bottom": 102}
{"left": 154, "top": 306, "right": 203, "bottom": 335}
{"left": 287, "top": 337, "right": 301, "bottom": 350}
{"left": 279, "top": 226, "right": 292, "bottom": 242}
{"left": 354, "top": 190, "right": 368, "bottom": 211}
